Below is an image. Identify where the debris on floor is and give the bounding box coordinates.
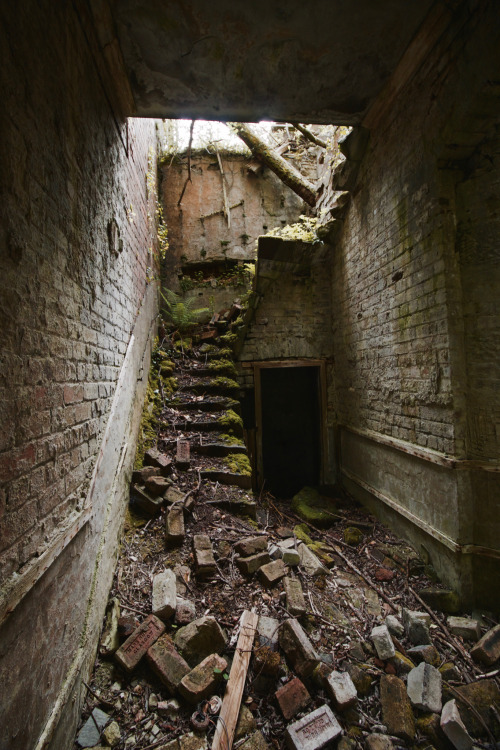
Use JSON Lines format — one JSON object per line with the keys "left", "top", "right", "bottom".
{"left": 73, "top": 320, "right": 500, "bottom": 750}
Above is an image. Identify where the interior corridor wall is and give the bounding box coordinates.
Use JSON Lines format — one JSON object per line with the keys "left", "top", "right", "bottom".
{"left": 332, "top": 2, "right": 500, "bottom": 608}
{"left": 0, "top": 3, "right": 158, "bottom": 748}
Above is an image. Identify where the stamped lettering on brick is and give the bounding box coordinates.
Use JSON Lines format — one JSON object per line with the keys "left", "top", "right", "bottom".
{"left": 115, "top": 615, "right": 165, "bottom": 672}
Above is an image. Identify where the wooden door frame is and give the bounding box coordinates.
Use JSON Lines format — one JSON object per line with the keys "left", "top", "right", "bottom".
{"left": 250, "top": 359, "right": 327, "bottom": 491}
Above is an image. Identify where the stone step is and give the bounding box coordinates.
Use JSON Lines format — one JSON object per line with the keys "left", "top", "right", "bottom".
{"left": 182, "top": 379, "right": 240, "bottom": 396}
{"left": 192, "top": 442, "right": 247, "bottom": 457}
{"left": 200, "top": 469, "right": 252, "bottom": 489}
{"left": 170, "top": 419, "right": 243, "bottom": 438}
{"left": 185, "top": 365, "right": 237, "bottom": 378}
{"left": 173, "top": 398, "right": 239, "bottom": 413}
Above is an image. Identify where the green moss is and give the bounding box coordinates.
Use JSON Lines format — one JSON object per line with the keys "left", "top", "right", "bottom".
{"left": 344, "top": 527, "right": 363, "bottom": 546}
{"left": 219, "top": 433, "right": 244, "bottom": 446}
{"left": 210, "top": 376, "right": 239, "bottom": 391}
{"left": 308, "top": 542, "right": 334, "bottom": 566}
{"left": 294, "top": 523, "right": 313, "bottom": 545}
{"left": 218, "top": 409, "right": 243, "bottom": 431}
{"left": 266, "top": 215, "right": 319, "bottom": 243}
{"left": 208, "top": 358, "right": 238, "bottom": 377}
{"left": 291, "top": 487, "right": 335, "bottom": 527}
{"left": 225, "top": 453, "right": 251, "bottom": 476}
{"left": 219, "top": 332, "right": 238, "bottom": 346}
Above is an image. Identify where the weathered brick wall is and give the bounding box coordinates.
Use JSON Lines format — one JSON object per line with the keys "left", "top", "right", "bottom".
{"left": 332, "top": 2, "right": 500, "bottom": 605}
{"left": 0, "top": 2, "right": 158, "bottom": 747}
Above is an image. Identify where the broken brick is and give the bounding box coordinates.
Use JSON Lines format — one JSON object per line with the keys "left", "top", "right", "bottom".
{"left": 193, "top": 534, "right": 216, "bottom": 576}
{"left": 179, "top": 653, "right": 227, "bottom": 703}
{"left": 176, "top": 438, "right": 190, "bottom": 469}
{"left": 144, "top": 448, "right": 172, "bottom": 473}
{"left": 284, "top": 576, "right": 307, "bottom": 617}
{"left": 275, "top": 677, "right": 311, "bottom": 720}
{"left": 146, "top": 634, "right": 190, "bottom": 694}
{"left": 166, "top": 504, "right": 185, "bottom": 545}
{"left": 234, "top": 535, "right": 268, "bottom": 556}
{"left": 115, "top": 615, "right": 165, "bottom": 672}
{"left": 258, "top": 559, "right": 286, "bottom": 586}
{"left": 236, "top": 551, "right": 271, "bottom": 576}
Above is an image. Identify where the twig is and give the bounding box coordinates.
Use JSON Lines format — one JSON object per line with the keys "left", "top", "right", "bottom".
{"left": 119, "top": 602, "right": 146, "bottom": 616}
{"left": 82, "top": 681, "right": 114, "bottom": 711}
{"left": 290, "top": 122, "right": 327, "bottom": 148}
{"left": 177, "top": 120, "right": 195, "bottom": 206}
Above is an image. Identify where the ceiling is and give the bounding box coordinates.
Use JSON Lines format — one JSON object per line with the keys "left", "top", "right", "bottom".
{"left": 109, "top": 0, "right": 436, "bottom": 124}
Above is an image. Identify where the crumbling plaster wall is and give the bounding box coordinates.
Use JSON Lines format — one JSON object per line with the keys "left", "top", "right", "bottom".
{"left": 0, "top": 3, "right": 158, "bottom": 748}
{"left": 331, "top": 2, "right": 500, "bottom": 608}
{"left": 161, "top": 153, "right": 304, "bottom": 301}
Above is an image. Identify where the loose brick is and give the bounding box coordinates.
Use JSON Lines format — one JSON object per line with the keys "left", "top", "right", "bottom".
{"left": 152, "top": 569, "right": 177, "bottom": 621}
{"left": 279, "top": 619, "right": 319, "bottom": 678}
{"left": 275, "top": 677, "right": 311, "bottom": 720}
{"left": 147, "top": 635, "right": 190, "bottom": 693}
{"left": 236, "top": 551, "right": 271, "bottom": 576}
{"left": 145, "top": 448, "right": 172, "bottom": 473}
{"left": 115, "top": 615, "right": 165, "bottom": 672}
{"left": 284, "top": 576, "right": 307, "bottom": 616}
{"left": 470, "top": 624, "right": 500, "bottom": 666}
{"left": 258, "top": 559, "right": 286, "bottom": 587}
{"left": 285, "top": 704, "right": 341, "bottom": 750}
{"left": 234, "top": 536, "right": 268, "bottom": 556}
{"left": 325, "top": 670, "right": 357, "bottom": 710}
{"left": 193, "top": 534, "right": 216, "bottom": 576}
{"left": 166, "top": 504, "right": 185, "bottom": 545}
{"left": 179, "top": 653, "right": 227, "bottom": 704}
{"left": 380, "top": 674, "right": 415, "bottom": 741}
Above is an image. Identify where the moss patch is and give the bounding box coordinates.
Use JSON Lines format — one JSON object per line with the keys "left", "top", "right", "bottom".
{"left": 225, "top": 453, "right": 251, "bottom": 476}
{"left": 291, "top": 487, "right": 335, "bottom": 528}
{"left": 220, "top": 433, "right": 244, "bottom": 446}
{"left": 294, "top": 523, "right": 313, "bottom": 545}
{"left": 218, "top": 409, "right": 243, "bottom": 432}
{"left": 208, "top": 359, "right": 238, "bottom": 377}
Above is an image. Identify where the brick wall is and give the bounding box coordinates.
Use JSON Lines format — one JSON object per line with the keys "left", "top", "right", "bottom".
{"left": 0, "top": 2, "right": 158, "bottom": 747}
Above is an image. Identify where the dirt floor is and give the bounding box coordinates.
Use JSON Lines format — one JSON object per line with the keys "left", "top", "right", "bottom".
{"left": 72, "top": 333, "right": 500, "bottom": 750}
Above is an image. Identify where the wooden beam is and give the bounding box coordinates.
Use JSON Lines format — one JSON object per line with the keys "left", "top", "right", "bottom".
{"left": 212, "top": 610, "right": 258, "bottom": 750}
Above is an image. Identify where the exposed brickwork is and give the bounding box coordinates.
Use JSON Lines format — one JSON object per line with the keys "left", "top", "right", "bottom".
{"left": 0, "top": 2, "right": 158, "bottom": 748}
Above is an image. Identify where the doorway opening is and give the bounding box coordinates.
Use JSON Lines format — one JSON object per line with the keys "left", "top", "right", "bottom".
{"left": 255, "top": 362, "right": 324, "bottom": 497}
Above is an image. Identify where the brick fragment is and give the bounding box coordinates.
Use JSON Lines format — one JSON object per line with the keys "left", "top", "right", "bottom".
{"left": 470, "top": 623, "right": 500, "bottom": 666}
{"left": 144, "top": 448, "right": 172, "bottom": 473}
{"left": 179, "top": 653, "right": 227, "bottom": 703}
{"left": 285, "top": 704, "right": 341, "bottom": 750}
{"left": 115, "top": 614, "right": 165, "bottom": 672}
{"left": 440, "top": 699, "right": 473, "bottom": 750}
{"left": 380, "top": 674, "right": 415, "bottom": 741}
{"left": 275, "top": 677, "right": 311, "bottom": 720}
{"left": 279, "top": 618, "right": 319, "bottom": 678}
{"left": 371, "top": 624, "right": 395, "bottom": 660}
{"left": 258, "top": 559, "right": 286, "bottom": 587}
{"left": 152, "top": 568, "right": 177, "bottom": 621}
{"left": 193, "top": 534, "right": 216, "bottom": 576}
{"left": 132, "top": 484, "right": 163, "bottom": 516}
{"left": 325, "top": 670, "right": 357, "bottom": 710}
{"left": 447, "top": 616, "right": 481, "bottom": 642}
{"left": 407, "top": 662, "right": 442, "bottom": 713}
{"left": 145, "top": 475, "right": 172, "bottom": 496}
{"left": 284, "top": 576, "right": 307, "bottom": 616}
{"left": 236, "top": 551, "right": 271, "bottom": 576}
{"left": 166, "top": 504, "right": 185, "bottom": 545}
{"left": 234, "top": 535, "right": 268, "bottom": 556}
{"left": 176, "top": 438, "right": 190, "bottom": 469}
{"left": 176, "top": 597, "right": 196, "bottom": 625}
{"left": 146, "top": 634, "right": 190, "bottom": 694}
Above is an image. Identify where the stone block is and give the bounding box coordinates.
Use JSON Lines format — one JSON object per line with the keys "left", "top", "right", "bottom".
{"left": 166, "top": 504, "right": 185, "bottom": 545}
{"left": 407, "top": 662, "right": 442, "bottom": 713}
{"left": 284, "top": 577, "right": 307, "bottom": 617}
{"left": 132, "top": 484, "right": 163, "bottom": 516}
{"left": 132, "top": 466, "right": 161, "bottom": 483}
{"left": 145, "top": 475, "right": 172, "bottom": 496}
{"left": 470, "top": 624, "right": 500, "bottom": 666}
{"left": 258, "top": 559, "right": 287, "bottom": 586}
{"left": 176, "top": 438, "right": 190, "bottom": 469}
{"left": 235, "top": 535, "right": 268, "bottom": 556}
{"left": 275, "top": 677, "right": 311, "bottom": 720}
{"left": 257, "top": 615, "right": 280, "bottom": 651}
{"left": 179, "top": 653, "right": 227, "bottom": 703}
{"left": 389, "top": 651, "right": 415, "bottom": 675}
{"left": 385, "top": 615, "right": 404, "bottom": 638}
{"left": 454, "top": 679, "right": 500, "bottom": 738}
{"left": 144, "top": 448, "right": 172, "bottom": 473}
{"left": 325, "top": 670, "right": 357, "bottom": 710}
{"left": 440, "top": 700, "right": 473, "bottom": 750}
{"left": 279, "top": 618, "right": 319, "bottom": 678}
{"left": 447, "top": 616, "right": 481, "bottom": 642}
{"left": 174, "top": 615, "right": 227, "bottom": 667}
{"left": 419, "top": 587, "right": 460, "bottom": 614}
{"left": 403, "top": 609, "right": 432, "bottom": 645}
{"left": 297, "top": 543, "right": 329, "bottom": 576}
{"left": 176, "top": 597, "right": 196, "bottom": 625}
{"left": 193, "top": 534, "right": 216, "bottom": 576}
{"left": 146, "top": 634, "right": 190, "bottom": 693}
{"left": 164, "top": 486, "right": 186, "bottom": 505}
{"left": 115, "top": 615, "right": 165, "bottom": 672}
{"left": 236, "top": 551, "right": 271, "bottom": 576}
{"left": 152, "top": 569, "right": 177, "bottom": 621}
{"left": 371, "top": 625, "right": 395, "bottom": 660}
{"left": 235, "top": 705, "right": 257, "bottom": 740}
{"left": 407, "top": 644, "right": 440, "bottom": 666}
{"left": 380, "top": 674, "right": 415, "bottom": 741}
{"left": 285, "top": 704, "right": 341, "bottom": 750}
{"left": 282, "top": 548, "right": 301, "bottom": 566}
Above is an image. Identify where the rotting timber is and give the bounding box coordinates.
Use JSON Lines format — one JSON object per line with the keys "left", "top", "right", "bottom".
{"left": 72, "top": 314, "right": 500, "bottom": 750}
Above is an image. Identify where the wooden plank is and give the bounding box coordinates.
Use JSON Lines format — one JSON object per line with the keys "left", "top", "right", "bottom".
{"left": 212, "top": 610, "right": 258, "bottom": 750}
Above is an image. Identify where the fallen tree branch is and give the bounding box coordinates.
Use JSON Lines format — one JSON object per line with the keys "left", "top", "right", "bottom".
{"left": 291, "top": 122, "right": 327, "bottom": 149}
{"left": 229, "top": 122, "right": 317, "bottom": 206}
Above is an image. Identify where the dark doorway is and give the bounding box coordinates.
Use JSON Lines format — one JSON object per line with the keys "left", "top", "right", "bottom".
{"left": 260, "top": 366, "right": 321, "bottom": 497}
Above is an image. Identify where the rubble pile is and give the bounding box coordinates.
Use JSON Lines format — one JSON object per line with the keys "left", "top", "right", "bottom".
{"left": 73, "top": 321, "right": 500, "bottom": 750}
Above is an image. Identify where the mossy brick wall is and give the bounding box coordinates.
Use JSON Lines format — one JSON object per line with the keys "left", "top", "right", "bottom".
{"left": 332, "top": 2, "right": 500, "bottom": 605}
{"left": 0, "top": 2, "right": 158, "bottom": 748}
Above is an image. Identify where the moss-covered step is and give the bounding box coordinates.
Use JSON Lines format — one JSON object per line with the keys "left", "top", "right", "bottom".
{"left": 174, "top": 398, "right": 240, "bottom": 413}
{"left": 192, "top": 443, "right": 247, "bottom": 457}
{"left": 185, "top": 360, "right": 238, "bottom": 379}
{"left": 206, "top": 496, "right": 257, "bottom": 519}
{"left": 200, "top": 470, "right": 252, "bottom": 490}
{"left": 169, "top": 410, "right": 244, "bottom": 439}
{"left": 182, "top": 377, "right": 240, "bottom": 396}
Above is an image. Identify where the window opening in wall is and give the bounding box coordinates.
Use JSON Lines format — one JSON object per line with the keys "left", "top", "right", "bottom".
{"left": 258, "top": 365, "right": 321, "bottom": 497}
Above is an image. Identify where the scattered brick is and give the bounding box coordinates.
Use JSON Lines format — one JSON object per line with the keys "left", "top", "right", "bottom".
{"left": 193, "top": 534, "right": 216, "bottom": 576}
{"left": 440, "top": 699, "right": 473, "bottom": 750}
{"left": 144, "top": 448, "right": 172, "bottom": 474}
{"left": 470, "top": 624, "right": 500, "bottom": 666}
{"left": 146, "top": 634, "right": 190, "bottom": 694}
{"left": 285, "top": 704, "right": 341, "bottom": 750}
{"left": 145, "top": 475, "right": 172, "bottom": 496}
{"left": 132, "top": 484, "right": 163, "bottom": 516}
{"left": 179, "top": 653, "right": 227, "bottom": 703}
{"left": 284, "top": 576, "right": 307, "bottom": 617}
{"left": 407, "top": 662, "right": 442, "bottom": 713}
{"left": 176, "top": 598, "right": 196, "bottom": 625}
{"left": 279, "top": 618, "right": 319, "bottom": 678}
{"left": 234, "top": 535, "right": 268, "bottom": 556}
{"left": 325, "top": 670, "right": 357, "bottom": 710}
{"left": 115, "top": 615, "right": 165, "bottom": 672}
{"left": 166, "top": 504, "right": 185, "bottom": 545}
{"left": 236, "top": 551, "right": 271, "bottom": 576}
{"left": 152, "top": 568, "right": 177, "bottom": 621}
{"left": 380, "top": 674, "right": 415, "bottom": 741}
{"left": 275, "top": 677, "right": 311, "bottom": 720}
{"left": 371, "top": 624, "right": 395, "bottom": 660}
{"left": 176, "top": 438, "right": 190, "bottom": 469}
{"left": 258, "top": 559, "right": 286, "bottom": 587}
{"left": 447, "top": 617, "right": 481, "bottom": 642}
